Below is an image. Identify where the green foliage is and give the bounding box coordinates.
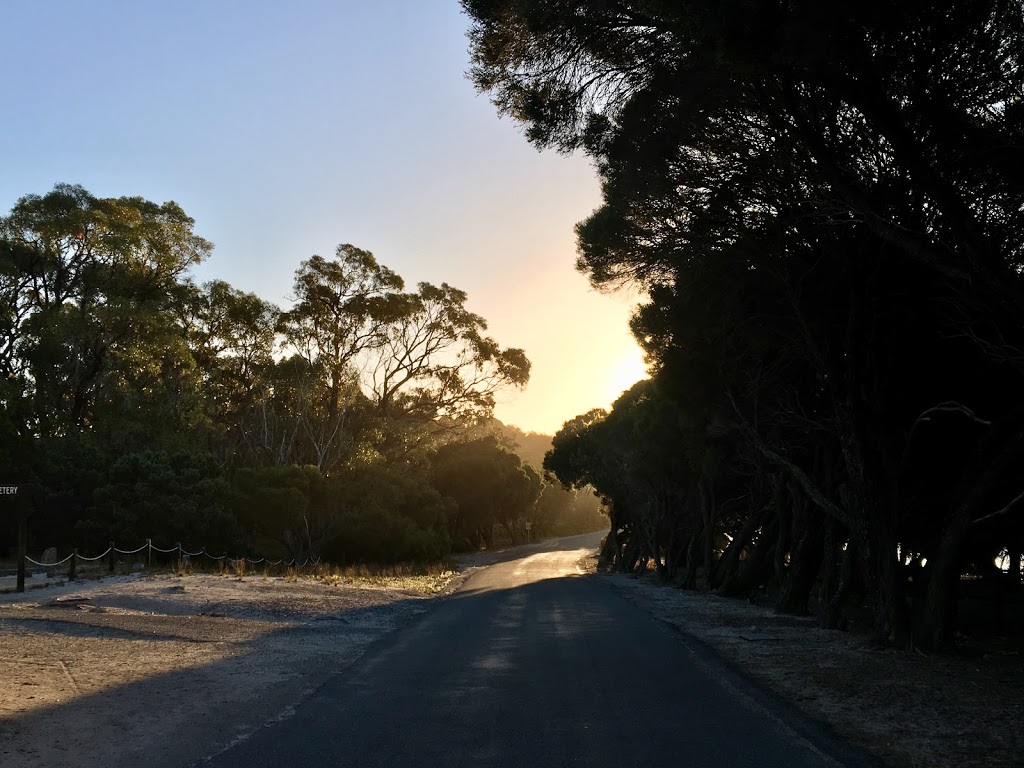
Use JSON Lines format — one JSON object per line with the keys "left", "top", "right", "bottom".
{"left": 179, "top": 279, "right": 280, "bottom": 440}
{"left": 495, "top": 419, "right": 608, "bottom": 539}
{"left": 367, "top": 281, "right": 530, "bottom": 421}
{"left": 431, "top": 435, "right": 542, "bottom": 550}
{"left": 323, "top": 465, "right": 452, "bottom": 563}
{"left": 531, "top": 483, "right": 604, "bottom": 540}
{"left": 231, "top": 464, "right": 328, "bottom": 557}
{"left": 0, "top": 184, "right": 211, "bottom": 438}
{"left": 0, "top": 183, "right": 533, "bottom": 569}
{"left": 89, "top": 450, "right": 239, "bottom": 552}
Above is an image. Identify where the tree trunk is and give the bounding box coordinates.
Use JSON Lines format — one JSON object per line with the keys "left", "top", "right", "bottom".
{"left": 916, "top": 524, "right": 964, "bottom": 652}
{"left": 859, "top": 518, "right": 910, "bottom": 647}
{"left": 605, "top": 505, "right": 625, "bottom": 569}
{"left": 817, "top": 518, "right": 840, "bottom": 621}
{"left": 916, "top": 414, "right": 1024, "bottom": 651}
{"left": 599, "top": 525, "right": 617, "bottom": 563}
{"left": 712, "top": 506, "right": 766, "bottom": 591}
{"left": 663, "top": 522, "right": 683, "bottom": 581}
{"left": 681, "top": 523, "right": 703, "bottom": 589}
{"left": 834, "top": 401, "right": 910, "bottom": 645}
{"left": 721, "top": 519, "right": 777, "bottom": 597}
{"left": 1008, "top": 548, "right": 1022, "bottom": 587}
{"left": 823, "top": 538, "right": 860, "bottom": 630}
{"left": 777, "top": 511, "right": 825, "bottom": 615}
{"left": 699, "top": 480, "right": 716, "bottom": 589}
{"left": 621, "top": 534, "right": 641, "bottom": 573}
{"left": 772, "top": 480, "right": 793, "bottom": 597}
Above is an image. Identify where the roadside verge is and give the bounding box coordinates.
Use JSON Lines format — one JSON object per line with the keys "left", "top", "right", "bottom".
{"left": 599, "top": 565, "right": 1023, "bottom": 768}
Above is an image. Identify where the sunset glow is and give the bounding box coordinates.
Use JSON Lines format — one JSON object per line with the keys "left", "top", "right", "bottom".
{"left": 0, "top": 3, "right": 643, "bottom": 439}
{"left": 493, "top": 314, "right": 647, "bottom": 436}
{"left": 604, "top": 345, "right": 648, "bottom": 407}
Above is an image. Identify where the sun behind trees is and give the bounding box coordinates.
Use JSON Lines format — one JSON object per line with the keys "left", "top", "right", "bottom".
{"left": 465, "top": 1, "right": 1024, "bottom": 651}
{"left": 0, "top": 183, "right": 593, "bottom": 565}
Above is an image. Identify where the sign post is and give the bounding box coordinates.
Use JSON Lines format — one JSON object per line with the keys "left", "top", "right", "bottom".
{"left": 2, "top": 485, "right": 26, "bottom": 592}
{"left": 16, "top": 508, "right": 26, "bottom": 593}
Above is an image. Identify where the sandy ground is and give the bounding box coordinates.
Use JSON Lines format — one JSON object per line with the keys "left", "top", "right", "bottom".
{"left": 0, "top": 570, "right": 464, "bottom": 768}
{"left": 596, "top": 564, "right": 1024, "bottom": 768}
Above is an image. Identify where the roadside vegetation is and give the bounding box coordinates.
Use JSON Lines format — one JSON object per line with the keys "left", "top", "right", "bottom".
{"left": 291, "top": 561, "right": 459, "bottom": 594}
{"left": 463, "top": 1, "right": 1024, "bottom": 652}
{"left": 0, "top": 187, "right": 604, "bottom": 568}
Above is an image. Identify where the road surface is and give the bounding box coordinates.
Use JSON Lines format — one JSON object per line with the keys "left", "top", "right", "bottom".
{"left": 202, "top": 533, "right": 877, "bottom": 767}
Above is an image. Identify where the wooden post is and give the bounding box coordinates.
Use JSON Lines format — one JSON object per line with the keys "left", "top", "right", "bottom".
{"left": 16, "top": 509, "right": 26, "bottom": 594}
{"left": 108, "top": 541, "right": 115, "bottom": 573}
{"left": 68, "top": 548, "right": 77, "bottom": 581}
{"left": 176, "top": 542, "right": 182, "bottom": 572}
{"left": 147, "top": 538, "right": 152, "bottom": 570}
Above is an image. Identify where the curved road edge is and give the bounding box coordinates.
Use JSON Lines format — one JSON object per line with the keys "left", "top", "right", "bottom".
{"left": 598, "top": 570, "right": 890, "bottom": 768}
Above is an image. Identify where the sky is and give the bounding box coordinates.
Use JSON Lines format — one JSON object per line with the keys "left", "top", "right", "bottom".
{"left": 0, "top": 1, "right": 646, "bottom": 435}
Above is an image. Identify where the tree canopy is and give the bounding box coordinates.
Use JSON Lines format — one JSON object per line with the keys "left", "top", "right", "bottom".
{"left": 467, "top": 0, "right": 1024, "bottom": 651}
{"left": 0, "top": 184, "right": 550, "bottom": 565}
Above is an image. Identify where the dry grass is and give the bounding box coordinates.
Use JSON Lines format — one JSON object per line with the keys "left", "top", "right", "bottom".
{"left": 287, "top": 561, "right": 459, "bottom": 594}
{"left": 2, "top": 558, "right": 460, "bottom": 596}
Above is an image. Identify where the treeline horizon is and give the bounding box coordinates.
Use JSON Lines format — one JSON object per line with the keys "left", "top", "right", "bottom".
{"left": 0, "top": 184, "right": 604, "bottom": 563}
{"left": 464, "top": 1, "right": 1024, "bottom": 652}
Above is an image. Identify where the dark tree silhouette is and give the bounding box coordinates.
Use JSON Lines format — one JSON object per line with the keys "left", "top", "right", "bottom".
{"left": 467, "top": 0, "right": 1024, "bottom": 650}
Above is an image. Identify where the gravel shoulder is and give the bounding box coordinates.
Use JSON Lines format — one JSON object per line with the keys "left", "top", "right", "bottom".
{"left": 596, "top": 563, "right": 1024, "bottom": 768}
{"left": 0, "top": 571, "right": 460, "bottom": 768}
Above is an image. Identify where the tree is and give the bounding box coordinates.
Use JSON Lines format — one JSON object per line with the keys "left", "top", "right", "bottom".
{"left": 431, "top": 435, "right": 540, "bottom": 550}
{"left": 276, "top": 245, "right": 530, "bottom": 469}
{"left": 465, "top": 0, "right": 1024, "bottom": 649}
{"left": 324, "top": 464, "right": 452, "bottom": 563}
{"left": 178, "top": 280, "right": 280, "bottom": 425}
{"left": 546, "top": 382, "right": 699, "bottom": 578}
{"left": 496, "top": 420, "right": 607, "bottom": 538}
{"left": 367, "top": 281, "right": 530, "bottom": 421}
{"left": 231, "top": 464, "right": 328, "bottom": 558}
{"left": 90, "top": 450, "right": 239, "bottom": 553}
{"left": 281, "top": 245, "right": 405, "bottom": 423}
{"left": 0, "top": 184, "right": 536, "bottom": 570}
{"left": 0, "top": 183, "right": 211, "bottom": 437}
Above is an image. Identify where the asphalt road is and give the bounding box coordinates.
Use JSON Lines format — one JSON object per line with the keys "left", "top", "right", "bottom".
{"left": 202, "top": 533, "right": 877, "bottom": 768}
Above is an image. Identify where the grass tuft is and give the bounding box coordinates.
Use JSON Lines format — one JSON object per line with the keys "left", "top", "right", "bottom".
{"left": 294, "top": 561, "right": 458, "bottom": 594}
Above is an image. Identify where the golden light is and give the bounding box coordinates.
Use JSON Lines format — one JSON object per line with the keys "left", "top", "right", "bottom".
{"left": 603, "top": 344, "right": 648, "bottom": 407}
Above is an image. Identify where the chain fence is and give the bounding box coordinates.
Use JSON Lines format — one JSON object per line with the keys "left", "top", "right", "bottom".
{"left": 3, "top": 538, "right": 322, "bottom": 593}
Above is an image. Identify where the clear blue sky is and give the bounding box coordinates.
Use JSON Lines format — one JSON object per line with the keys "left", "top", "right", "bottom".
{"left": 0, "top": 1, "right": 645, "bottom": 434}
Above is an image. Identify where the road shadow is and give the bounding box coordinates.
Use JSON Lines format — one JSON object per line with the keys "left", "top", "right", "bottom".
{"left": 2, "top": 539, "right": 883, "bottom": 768}
{"left": 0, "top": 596, "right": 429, "bottom": 768}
